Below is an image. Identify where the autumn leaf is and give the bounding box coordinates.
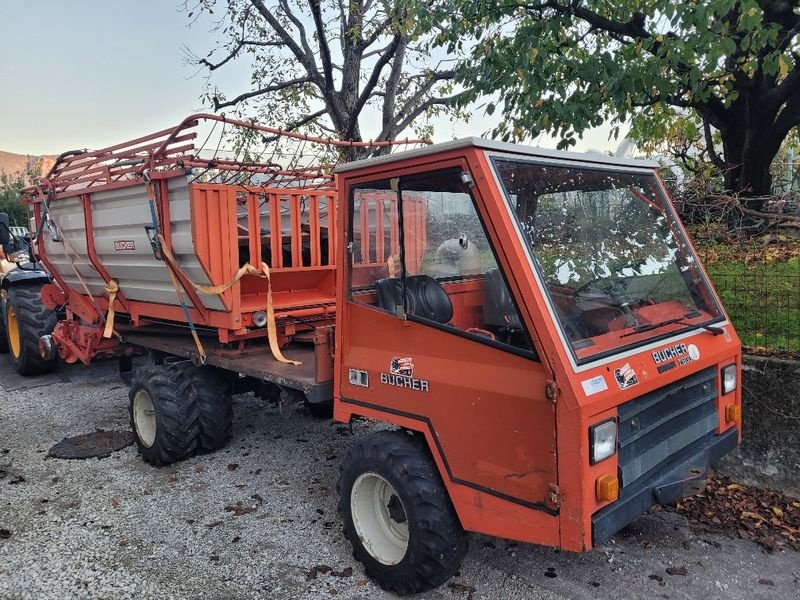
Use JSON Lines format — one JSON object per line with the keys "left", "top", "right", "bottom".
{"left": 778, "top": 55, "right": 789, "bottom": 79}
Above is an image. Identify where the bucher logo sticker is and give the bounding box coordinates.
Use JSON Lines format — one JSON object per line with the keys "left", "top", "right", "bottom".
{"left": 653, "top": 342, "right": 700, "bottom": 372}
{"left": 113, "top": 240, "right": 136, "bottom": 251}
{"left": 614, "top": 363, "right": 639, "bottom": 389}
{"left": 389, "top": 357, "right": 414, "bottom": 378}
{"left": 381, "top": 357, "right": 429, "bottom": 392}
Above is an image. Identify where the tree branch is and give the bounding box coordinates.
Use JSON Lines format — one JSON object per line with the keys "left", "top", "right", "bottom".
{"left": 352, "top": 34, "right": 404, "bottom": 120}
{"left": 396, "top": 92, "right": 467, "bottom": 133}
{"left": 382, "top": 38, "right": 409, "bottom": 132}
{"left": 213, "top": 76, "right": 313, "bottom": 110}
{"left": 200, "top": 39, "right": 283, "bottom": 71}
{"left": 277, "top": 0, "right": 316, "bottom": 63}
{"left": 259, "top": 108, "right": 328, "bottom": 143}
{"left": 248, "top": 0, "right": 321, "bottom": 85}
{"left": 362, "top": 38, "right": 397, "bottom": 59}
{"left": 764, "top": 57, "right": 800, "bottom": 109}
{"left": 395, "top": 70, "right": 457, "bottom": 120}
{"left": 771, "top": 88, "right": 800, "bottom": 141}
{"left": 384, "top": 90, "right": 466, "bottom": 140}
{"left": 360, "top": 15, "right": 394, "bottom": 49}
{"left": 703, "top": 118, "right": 727, "bottom": 170}
{"left": 525, "top": 1, "right": 650, "bottom": 41}
{"left": 308, "top": 0, "right": 336, "bottom": 95}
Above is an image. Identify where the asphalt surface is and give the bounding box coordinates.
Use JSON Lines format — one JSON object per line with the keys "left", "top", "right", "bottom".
{"left": 1, "top": 357, "right": 798, "bottom": 599}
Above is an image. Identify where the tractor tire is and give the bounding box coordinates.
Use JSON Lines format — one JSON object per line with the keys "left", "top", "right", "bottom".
{"left": 174, "top": 363, "right": 233, "bottom": 452}
{"left": 128, "top": 365, "right": 200, "bottom": 466}
{"left": 5, "top": 284, "right": 57, "bottom": 375}
{"left": 337, "top": 430, "right": 467, "bottom": 595}
{"left": 0, "top": 298, "right": 9, "bottom": 354}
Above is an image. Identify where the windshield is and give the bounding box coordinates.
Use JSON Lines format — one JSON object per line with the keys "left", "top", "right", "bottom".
{"left": 492, "top": 157, "right": 723, "bottom": 363}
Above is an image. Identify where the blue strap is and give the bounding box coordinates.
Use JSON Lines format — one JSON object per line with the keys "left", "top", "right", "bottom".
{"left": 147, "top": 180, "right": 205, "bottom": 364}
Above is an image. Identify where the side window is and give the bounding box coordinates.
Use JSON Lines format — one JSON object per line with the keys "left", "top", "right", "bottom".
{"left": 350, "top": 180, "right": 400, "bottom": 292}
{"left": 401, "top": 180, "right": 497, "bottom": 279}
{"left": 349, "top": 170, "right": 534, "bottom": 355}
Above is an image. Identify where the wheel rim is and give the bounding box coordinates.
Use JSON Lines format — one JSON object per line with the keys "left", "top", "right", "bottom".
{"left": 7, "top": 305, "right": 20, "bottom": 359}
{"left": 351, "top": 472, "right": 409, "bottom": 565}
{"left": 132, "top": 389, "right": 157, "bottom": 448}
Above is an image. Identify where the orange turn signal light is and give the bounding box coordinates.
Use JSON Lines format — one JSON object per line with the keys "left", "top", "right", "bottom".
{"left": 725, "top": 404, "right": 741, "bottom": 423}
{"left": 596, "top": 474, "right": 619, "bottom": 502}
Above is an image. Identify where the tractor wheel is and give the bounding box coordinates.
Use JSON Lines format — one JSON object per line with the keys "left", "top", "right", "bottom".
{"left": 337, "top": 430, "right": 467, "bottom": 595}
{"left": 0, "top": 297, "right": 8, "bottom": 353}
{"left": 173, "top": 363, "right": 233, "bottom": 452}
{"left": 128, "top": 365, "right": 200, "bottom": 466}
{"left": 5, "top": 284, "right": 57, "bottom": 375}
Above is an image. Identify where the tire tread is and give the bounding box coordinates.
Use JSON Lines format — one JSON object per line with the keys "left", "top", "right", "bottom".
{"left": 337, "top": 429, "right": 467, "bottom": 595}
{"left": 174, "top": 363, "right": 233, "bottom": 452}
{"left": 128, "top": 365, "right": 200, "bottom": 466}
{"left": 5, "top": 284, "right": 57, "bottom": 375}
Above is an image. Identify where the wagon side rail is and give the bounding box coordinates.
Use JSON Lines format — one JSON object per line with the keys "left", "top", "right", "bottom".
{"left": 21, "top": 113, "right": 427, "bottom": 200}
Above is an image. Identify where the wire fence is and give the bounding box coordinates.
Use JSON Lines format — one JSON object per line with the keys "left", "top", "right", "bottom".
{"left": 696, "top": 241, "right": 800, "bottom": 357}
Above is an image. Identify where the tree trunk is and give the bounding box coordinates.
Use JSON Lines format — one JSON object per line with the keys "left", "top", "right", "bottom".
{"left": 719, "top": 124, "right": 777, "bottom": 211}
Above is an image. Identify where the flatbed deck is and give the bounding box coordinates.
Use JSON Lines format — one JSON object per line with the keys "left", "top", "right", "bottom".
{"left": 123, "top": 332, "right": 333, "bottom": 403}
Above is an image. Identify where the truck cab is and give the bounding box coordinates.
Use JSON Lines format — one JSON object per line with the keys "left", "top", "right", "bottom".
{"left": 332, "top": 139, "right": 741, "bottom": 581}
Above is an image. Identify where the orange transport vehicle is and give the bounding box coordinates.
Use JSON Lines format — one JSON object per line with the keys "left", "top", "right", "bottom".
{"left": 6, "top": 115, "right": 742, "bottom": 594}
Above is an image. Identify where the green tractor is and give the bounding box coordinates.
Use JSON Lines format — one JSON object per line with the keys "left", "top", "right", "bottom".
{"left": 0, "top": 213, "right": 58, "bottom": 375}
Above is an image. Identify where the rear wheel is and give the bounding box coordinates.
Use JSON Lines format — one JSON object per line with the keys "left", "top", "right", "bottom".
{"left": 5, "top": 284, "right": 57, "bottom": 375}
{"left": 338, "top": 430, "right": 467, "bottom": 595}
{"left": 128, "top": 365, "right": 200, "bottom": 466}
{"left": 173, "top": 363, "right": 233, "bottom": 452}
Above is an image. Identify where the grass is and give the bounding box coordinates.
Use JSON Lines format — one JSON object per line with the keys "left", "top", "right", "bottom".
{"left": 705, "top": 258, "right": 800, "bottom": 354}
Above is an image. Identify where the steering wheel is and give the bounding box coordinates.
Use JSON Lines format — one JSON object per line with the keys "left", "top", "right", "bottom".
{"left": 574, "top": 261, "right": 643, "bottom": 297}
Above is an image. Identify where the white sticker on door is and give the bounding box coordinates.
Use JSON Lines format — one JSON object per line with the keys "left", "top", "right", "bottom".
{"left": 581, "top": 375, "right": 608, "bottom": 396}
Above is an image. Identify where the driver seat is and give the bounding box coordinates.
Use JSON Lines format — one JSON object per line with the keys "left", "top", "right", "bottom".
{"left": 483, "top": 268, "right": 521, "bottom": 329}
{"left": 375, "top": 275, "right": 453, "bottom": 324}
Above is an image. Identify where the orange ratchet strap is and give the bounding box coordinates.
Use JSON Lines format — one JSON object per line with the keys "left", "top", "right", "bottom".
{"left": 156, "top": 233, "right": 301, "bottom": 366}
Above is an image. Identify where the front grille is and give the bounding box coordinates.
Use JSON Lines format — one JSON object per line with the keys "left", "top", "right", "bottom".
{"left": 617, "top": 367, "right": 718, "bottom": 487}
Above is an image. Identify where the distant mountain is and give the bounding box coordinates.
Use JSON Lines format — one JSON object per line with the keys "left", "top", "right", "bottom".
{"left": 0, "top": 151, "right": 56, "bottom": 177}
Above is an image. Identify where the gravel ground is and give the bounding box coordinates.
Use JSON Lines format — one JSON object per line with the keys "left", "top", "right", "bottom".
{"left": 1, "top": 359, "right": 799, "bottom": 600}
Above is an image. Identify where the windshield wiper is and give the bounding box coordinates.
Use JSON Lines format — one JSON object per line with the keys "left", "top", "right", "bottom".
{"left": 620, "top": 317, "right": 724, "bottom": 338}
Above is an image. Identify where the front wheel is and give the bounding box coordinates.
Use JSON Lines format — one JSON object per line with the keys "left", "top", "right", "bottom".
{"left": 337, "top": 430, "right": 467, "bottom": 595}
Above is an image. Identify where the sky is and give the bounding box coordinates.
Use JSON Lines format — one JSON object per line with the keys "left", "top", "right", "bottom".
{"left": 0, "top": 1, "right": 625, "bottom": 156}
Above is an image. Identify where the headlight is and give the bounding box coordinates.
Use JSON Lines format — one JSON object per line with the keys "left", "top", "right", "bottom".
{"left": 590, "top": 419, "right": 617, "bottom": 464}
{"left": 721, "top": 364, "right": 737, "bottom": 395}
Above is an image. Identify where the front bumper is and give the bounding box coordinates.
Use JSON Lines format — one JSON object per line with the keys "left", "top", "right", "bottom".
{"left": 592, "top": 427, "right": 738, "bottom": 546}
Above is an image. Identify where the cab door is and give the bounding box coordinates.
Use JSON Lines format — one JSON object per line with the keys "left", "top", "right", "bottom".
{"left": 337, "top": 163, "right": 559, "bottom": 515}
